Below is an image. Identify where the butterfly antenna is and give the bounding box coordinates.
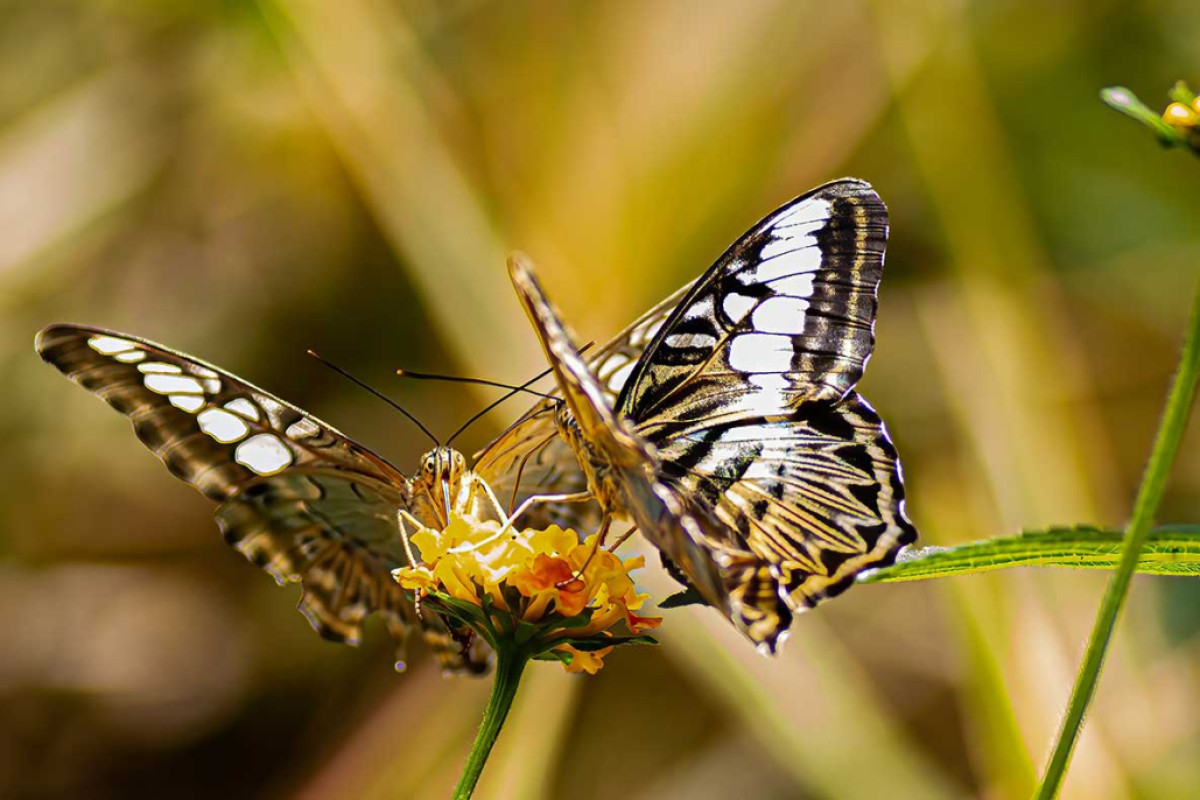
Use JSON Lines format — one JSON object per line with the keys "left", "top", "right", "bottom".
{"left": 307, "top": 350, "right": 440, "bottom": 446}
{"left": 440, "top": 341, "right": 595, "bottom": 446}
{"left": 446, "top": 368, "right": 556, "bottom": 446}
{"left": 396, "top": 369, "right": 558, "bottom": 400}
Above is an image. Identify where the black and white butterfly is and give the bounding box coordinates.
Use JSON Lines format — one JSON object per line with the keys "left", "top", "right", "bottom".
{"left": 498, "top": 178, "right": 917, "bottom": 652}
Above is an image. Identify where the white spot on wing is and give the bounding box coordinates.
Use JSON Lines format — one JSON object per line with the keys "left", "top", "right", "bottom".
{"left": 138, "top": 362, "right": 182, "bottom": 375}
{"left": 598, "top": 354, "right": 631, "bottom": 384}
{"left": 728, "top": 333, "right": 793, "bottom": 372}
{"left": 88, "top": 335, "right": 137, "bottom": 355}
{"left": 752, "top": 296, "right": 810, "bottom": 334}
{"left": 223, "top": 398, "right": 260, "bottom": 420}
{"left": 753, "top": 244, "right": 823, "bottom": 281}
{"left": 772, "top": 198, "right": 831, "bottom": 228}
{"left": 144, "top": 374, "right": 205, "bottom": 395}
{"left": 665, "top": 333, "right": 717, "bottom": 349}
{"left": 722, "top": 293, "right": 757, "bottom": 324}
{"left": 715, "top": 422, "right": 781, "bottom": 443}
{"left": 192, "top": 366, "right": 219, "bottom": 379}
{"left": 770, "top": 272, "right": 816, "bottom": 298}
{"left": 198, "top": 408, "right": 251, "bottom": 443}
{"left": 682, "top": 295, "right": 714, "bottom": 321}
{"left": 286, "top": 418, "right": 320, "bottom": 439}
{"left": 114, "top": 350, "right": 147, "bottom": 363}
{"left": 235, "top": 434, "right": 293, "bottom": 475}
{"left": 169, "top": 394, "right": 205, "bottom": 413}
{"left": 608, "top": 362, "right": 636, "bottom": 391}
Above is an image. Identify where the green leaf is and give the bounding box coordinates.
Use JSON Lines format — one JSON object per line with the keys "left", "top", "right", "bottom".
{"left": 541, "top": 607, "right": 593, "bottom": 631}
{"left": 658, "top": 586, "right": 706, "bottom": 608}
{"left": 559, "top": 635, "right": 659, "bottom": 652}
{"left": 514, "top": 620, "right": 541, "bottom": 646}
{"left": 534, "top": 649, "right": 573, "bottom": 666}
{"left": 860, "top": 525, "right": 1200, "bottom": 584}
{"left": 424, "top": 593, "right": 487, "bottom": 626}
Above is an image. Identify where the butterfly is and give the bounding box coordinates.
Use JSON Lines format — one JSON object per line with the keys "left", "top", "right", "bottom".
{"left": 35, "top": 324, "right": 510, "bottom": 673}
{"left": 497, "top": 178, "right": 917, "bottom": 653}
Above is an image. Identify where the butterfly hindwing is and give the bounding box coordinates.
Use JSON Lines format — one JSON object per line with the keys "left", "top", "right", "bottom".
{"left": 35, "top": 324, "right": 487, "bottom": 673}
{"left": 658, "top": 393, "right": 916, "bottom": 611}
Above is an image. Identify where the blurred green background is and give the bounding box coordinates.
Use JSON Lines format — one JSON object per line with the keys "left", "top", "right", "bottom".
{"left": 2, "top": 1, "right": 1198, "bottom": 798}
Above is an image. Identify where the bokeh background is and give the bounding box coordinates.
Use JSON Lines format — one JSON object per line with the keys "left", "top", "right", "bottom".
{"left": 2, "top": 2, "right": 1198, "bottom": 798}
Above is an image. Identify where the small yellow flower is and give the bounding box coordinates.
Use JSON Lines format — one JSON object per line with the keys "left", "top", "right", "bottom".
{"left": 395, "top": 513, "right": 660, "bottom": 673}
{"left": 1163, "top": 101, "right": 1198, "bottom": 128}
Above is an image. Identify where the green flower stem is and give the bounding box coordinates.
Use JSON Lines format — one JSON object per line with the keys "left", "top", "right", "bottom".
{"left": 453, "top": 644, "right": 530, "bottom": 800}
{"left": 1034, "top": 278, "right": 1200, "bottom": 800}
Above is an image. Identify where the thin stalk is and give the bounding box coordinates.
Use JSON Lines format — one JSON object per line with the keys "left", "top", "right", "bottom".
{"left": 1034, "top": 278, "right": 1200, "bottom": 799}
{"left": 453, "top": 645, "right": 529, "bottom": 800}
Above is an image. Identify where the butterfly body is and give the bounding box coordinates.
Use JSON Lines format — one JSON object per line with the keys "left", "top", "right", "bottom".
{"left": 503, "top": 178, "right": 917, "bottom": 653}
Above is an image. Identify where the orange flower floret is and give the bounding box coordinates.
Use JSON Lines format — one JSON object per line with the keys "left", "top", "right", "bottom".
{"left": 394, "top": 513, "right": 660, "bottom": 673}
{"left": 511, "top": 553, "right": 588, "bottom": 618}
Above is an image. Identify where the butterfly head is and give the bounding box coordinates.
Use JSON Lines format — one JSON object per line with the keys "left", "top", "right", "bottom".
{"left": 418, "top": 446, "right": 467, "bottom": 521}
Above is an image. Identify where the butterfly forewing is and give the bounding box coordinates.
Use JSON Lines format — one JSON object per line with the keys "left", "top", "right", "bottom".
{"left": 618, "top": 179, "right": 887, "bottom": 431}
{"left": 506, "top": 257, "right": 751, "bottom": 614}
{"left": 35, "top": 324, "right": 487, "bottom": 673}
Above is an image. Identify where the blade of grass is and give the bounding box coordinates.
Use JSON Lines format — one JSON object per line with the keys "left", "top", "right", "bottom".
{"left": 0, "top": 63, "right": 168, "bottom": 288}
{"left": 293, "top": 662, "right": 491, "bottom": 800}
{"left": 1034, "top": 278, "right": 1200, "bottom": 799}
{"left": 869, "top": 0, "right": 1121, "bottom": 788}
{"left": 861, "top": 526, "right": 1200, "bottom": 583}
{"left": 255, "top": 0, "right": 531, "bottom": 379}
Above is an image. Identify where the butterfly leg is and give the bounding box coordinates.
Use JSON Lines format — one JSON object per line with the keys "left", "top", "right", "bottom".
{"left": 504, "top": 490, "right": 594, "bottom": 534}
{"left": 463, "top": 473, "right": 511, "bottom": 525}
{"left": 554, "top": 515, "right": 613, "bottom": 589}
{"left": 437, "top": 490, "right": 594, "bottom": 557}
{"left": 606, "top": 524, "right": 639, "bottom": 553}
{"left": 397, "top": 510, "right": 428, "bottom": 565}
{"left": 397, "top": 509, "right": 429, "bottom": 620}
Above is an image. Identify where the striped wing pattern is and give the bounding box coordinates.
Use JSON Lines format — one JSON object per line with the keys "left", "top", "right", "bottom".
{"left": 35, "top": 324, "right": 487, "bottom": 673}
{"left": 658, "top": 394, "right": 915, "bottom": 613}
{"left": 509, "top": 179, "right": 916, "bottom": 653}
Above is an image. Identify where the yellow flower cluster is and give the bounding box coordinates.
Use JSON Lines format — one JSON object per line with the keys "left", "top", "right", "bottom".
{"left": 395, "top": 514, "right": 660, "bottom": 674}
